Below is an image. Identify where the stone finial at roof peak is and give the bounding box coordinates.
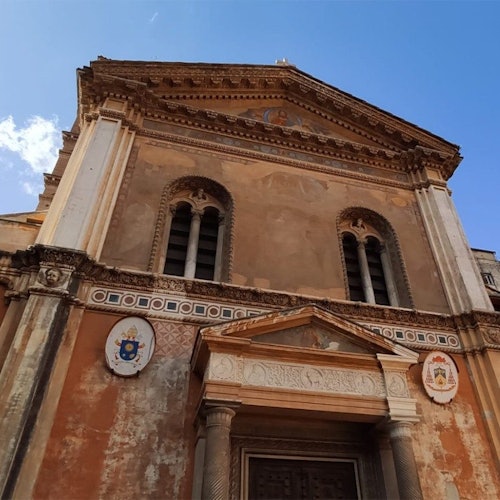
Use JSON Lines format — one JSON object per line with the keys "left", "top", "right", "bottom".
{"left": 275, "top": 57, "right": 295, "bottom": 67}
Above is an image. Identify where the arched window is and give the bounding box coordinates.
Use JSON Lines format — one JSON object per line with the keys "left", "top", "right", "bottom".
{"left": 339, "top": 210, "right": 413, "bottom": 308}
{"left": 149, "top": 177, "right": 233, "bottom": 282}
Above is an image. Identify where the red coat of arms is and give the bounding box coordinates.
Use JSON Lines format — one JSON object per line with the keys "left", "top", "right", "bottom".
{"left": 422, "top": 351, "right": 458, "bottom": 404}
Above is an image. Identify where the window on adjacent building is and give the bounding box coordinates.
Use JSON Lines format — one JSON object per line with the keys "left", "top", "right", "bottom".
{"left": 149, "top": 177, "right": 233, "bottom": 282}
{"left": 482, "top": 272, "right": 495, "bottom": 286}
{"left": 339, "top": 210, "right": 412, "bottom": 308}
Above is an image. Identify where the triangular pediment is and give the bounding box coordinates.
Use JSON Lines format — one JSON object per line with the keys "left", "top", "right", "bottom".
{"left": 193, "top": 305, "right": 420, "bottom": 422}
{"left": 81, "top": 59, "right": 458, "bottom": 153}
{"left": 78, "top": 58, "right": 461, "bottom": 179}
{"left": 198, "top": 304, "right": 417, "bottom": 359}
{"left": 251, "top": 322, "right": 376, "bottom": 355}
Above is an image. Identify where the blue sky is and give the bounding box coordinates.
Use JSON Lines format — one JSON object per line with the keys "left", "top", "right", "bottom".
{"left": 1, "top": 1, "right": 499, "bottom": 254}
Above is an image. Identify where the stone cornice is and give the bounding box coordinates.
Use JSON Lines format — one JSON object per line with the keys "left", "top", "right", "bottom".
{"left": 42, "top": 173, "right": 61, "bottom": 186}
{"left": 78, "top": 60, "right": 461, "bottom": 179}
{"left": 140, "top": 126, "right": 413, "bottom": 191}
{"left": 8, "top": 245, "right": 499, "bottom": 334}
{"left": 89, "top": 60, "right": 459, "bottom": 151}
{"left": 0, "top": 245, "right": 450, "bottom": 331}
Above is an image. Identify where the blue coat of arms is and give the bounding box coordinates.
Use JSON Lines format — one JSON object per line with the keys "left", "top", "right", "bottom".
{"left": 119, "top": 340, "right": 139, "bottom": 361}
{"left": 105, "top": 319, "right": 155, "bottom": 377}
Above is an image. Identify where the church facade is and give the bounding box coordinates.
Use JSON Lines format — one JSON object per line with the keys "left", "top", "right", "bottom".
{"left": 0, "top": 58, "right": 499, "bottom": 499}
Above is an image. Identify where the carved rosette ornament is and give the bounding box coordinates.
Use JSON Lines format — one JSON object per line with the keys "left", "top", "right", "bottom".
{"left": 483, "top": 327, "right": 500, "bottom": 346}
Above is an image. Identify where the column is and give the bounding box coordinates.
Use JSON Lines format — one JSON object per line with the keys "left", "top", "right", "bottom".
{"left": 379, "top": 244, "right": 399, "bottom": 306}
{"left": 184, "top": 209, "right": 203, "bottom": 278}
{"left": 201, "top": 406, "right": 235, "bottom": 500}
{"left": 387, "top": 421, "right": 423, "bottom": 500}
{"left": 357, "top": 240, "right": 376, "bottom": 304}
{"left": 213, "top": 213, "right": 225, "bottom": 282}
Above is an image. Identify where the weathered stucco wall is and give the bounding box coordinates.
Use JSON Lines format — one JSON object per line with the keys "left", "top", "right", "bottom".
{"left": 100, "top": 138, "right": 449, "bottom": 313}
{"left": 409, "top": 354, "right": 500, "bottom": 499}
{"left": 34, "top": 312, "right": 198, "bottom": 499}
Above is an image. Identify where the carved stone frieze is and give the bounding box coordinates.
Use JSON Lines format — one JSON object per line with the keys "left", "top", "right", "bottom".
{"left": 466, "top": 310, "right": 500, "bottom": 328}
{"left": 11, "top": 245, "right": 90, "bottom": 271}
{"left": 207, "top": 353, "right": 386, "bottom": 398}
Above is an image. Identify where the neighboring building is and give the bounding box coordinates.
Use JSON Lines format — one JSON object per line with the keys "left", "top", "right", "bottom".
{"left": 0, "top": 58, "right": 499, "bottom": 499}
{"left": 473, "top": 248, "right": 500, "bottom": 311}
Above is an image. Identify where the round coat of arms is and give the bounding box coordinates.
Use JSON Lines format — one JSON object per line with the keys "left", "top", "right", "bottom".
{"left": 422, "top": 351, "right": 458, "bottom": 404}
{"left": 105, "top": 317, "right": 155, "bottom": 377}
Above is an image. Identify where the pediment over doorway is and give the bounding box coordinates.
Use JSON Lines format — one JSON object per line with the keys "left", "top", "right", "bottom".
{"left": 195, "top": 304, "right": 417, "bottom": 359}
{"left": 191, "top": 305, "right": 419, "bottom": 423}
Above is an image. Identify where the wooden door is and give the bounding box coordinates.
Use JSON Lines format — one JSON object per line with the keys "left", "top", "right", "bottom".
{"left": 248, "top": 456, "right": 359, "bottom": 500}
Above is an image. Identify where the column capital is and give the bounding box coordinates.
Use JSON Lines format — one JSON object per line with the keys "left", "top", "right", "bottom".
{"left": 205, "top": 406, "right": 236, "bottom": 429}
{"left": 191, "top": 207, "right": 204, "bottom": 219}
{"left": 386, "top": 419, "right": 415, "bottom": 440}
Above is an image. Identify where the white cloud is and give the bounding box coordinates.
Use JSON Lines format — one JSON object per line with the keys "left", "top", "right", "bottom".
{"left": 149, "top": 12, "right": 158, "bottom": 23}
{"left": 22, "top": 181, "right": 38, "bottom": 196}
{"left": 0, "top": 115, "right": 61, "bottom": 174}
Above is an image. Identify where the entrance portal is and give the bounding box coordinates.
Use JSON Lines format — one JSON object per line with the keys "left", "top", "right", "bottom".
{"left": 248, "top": 456, "right": 359, "bottom": 500}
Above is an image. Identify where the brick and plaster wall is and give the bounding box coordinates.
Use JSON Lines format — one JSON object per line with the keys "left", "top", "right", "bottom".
{"left": 33, "top": 312, "right": 199, "bottom": 499}
{"left": 409, "top": 355, "right": 500, "bottom": 499}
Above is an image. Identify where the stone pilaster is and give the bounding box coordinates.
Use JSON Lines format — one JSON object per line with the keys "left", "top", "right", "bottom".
{"left": 0, "top": 247, "right": 87, "bottom": 498}
{"left": 414, "top": 182, "right": 492, "bottom": 313}
{"left": 201, "top": 406, "right": 236, "bottom": 500}
{"left": 387, "top": 421, "right": 423, "bottom": 500}
{"left": 35, "top": 106, "right": 136, "bottom": 259}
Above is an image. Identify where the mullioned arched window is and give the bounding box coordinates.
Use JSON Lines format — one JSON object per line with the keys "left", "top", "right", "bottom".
{"left": 338, "top": 208, "right": 413, "bottom": 308}
{"left": 149, "top": 177, "right": 233, "bottom": 282}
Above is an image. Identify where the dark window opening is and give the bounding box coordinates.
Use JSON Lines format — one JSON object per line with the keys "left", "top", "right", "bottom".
{"left": 164, "top": 202, "right": 191, "bottom": 276}
{"left": 343, "top": 233, "right": 364, "bottom": 302}
{"left": 366, "top": 237, "right": 390, "bottom": 306}
{"left": 195, "top": 207, "right": 219, "bottom": 280}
